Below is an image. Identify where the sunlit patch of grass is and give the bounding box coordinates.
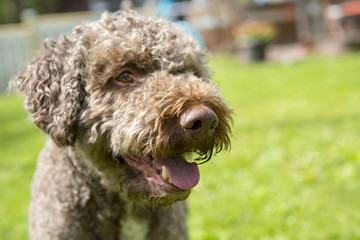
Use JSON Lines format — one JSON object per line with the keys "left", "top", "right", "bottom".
{"left": 0, "top": 95, "right": 44, "bottom": 240}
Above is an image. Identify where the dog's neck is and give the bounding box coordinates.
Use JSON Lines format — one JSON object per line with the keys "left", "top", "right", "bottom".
{"left": 65, "top": 147, "right": 108, "bottom": 191}
{"left": 119, "top": 202, "right": 151, "bottom": 240}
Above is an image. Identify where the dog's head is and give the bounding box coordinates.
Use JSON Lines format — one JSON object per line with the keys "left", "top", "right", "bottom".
{"left": 11, "top": 11, "right": 232, "bottom": 206}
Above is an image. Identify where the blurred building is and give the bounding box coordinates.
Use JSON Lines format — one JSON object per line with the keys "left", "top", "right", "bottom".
{"left": 243, "top": 0, "right": 360, "bottom": 45}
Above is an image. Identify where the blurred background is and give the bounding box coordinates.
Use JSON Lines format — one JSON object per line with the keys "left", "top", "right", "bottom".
{"left": 1, "top": 0, "right": 360, "bottom": 91}
{"left": 1, "top": 0, "right": 360, "bottom": 239}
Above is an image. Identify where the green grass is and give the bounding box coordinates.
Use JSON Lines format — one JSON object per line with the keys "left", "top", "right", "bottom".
{"left": 0, "top": 95, "right": 45, "bottom": 239}
{"left": 188, "top": 53, "right": 360, "bottom": 240}
{"left": 1, "top": 52, "right": 360, "bottom": 239}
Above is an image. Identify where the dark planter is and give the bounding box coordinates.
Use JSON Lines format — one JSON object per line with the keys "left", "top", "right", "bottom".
{"left": 240, "top": 41, "right": 267, "bottom": 62}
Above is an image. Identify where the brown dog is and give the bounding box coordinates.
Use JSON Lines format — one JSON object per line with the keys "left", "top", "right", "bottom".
{"left": 11, "top": 11, "right": 232, "bottom": 240}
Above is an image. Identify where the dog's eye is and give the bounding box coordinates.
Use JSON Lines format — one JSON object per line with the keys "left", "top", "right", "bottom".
{"left": 111, "top": 67, "right": 142, "bottom": 87}
{"left": 118, "top": 72, "right": 134, "bottom": 83}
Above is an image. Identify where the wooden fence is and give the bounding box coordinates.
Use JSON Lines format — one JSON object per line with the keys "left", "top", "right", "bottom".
{"left": 0, "top": 11, "right": 93, "bottom": 92}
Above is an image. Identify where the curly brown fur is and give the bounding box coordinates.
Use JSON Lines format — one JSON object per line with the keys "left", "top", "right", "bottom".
{"left": 11, "top": 11, "right": 232, "bottom": 240}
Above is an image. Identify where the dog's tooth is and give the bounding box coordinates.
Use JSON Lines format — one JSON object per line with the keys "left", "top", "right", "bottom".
{"left": 162, "top": 166, "right": 168, "bottom": 180}
{"left": 185, "top": 159, "right": 195, "bottom": 163}
{"left": 183, "top": 152, "right": 195, "bottom": 163}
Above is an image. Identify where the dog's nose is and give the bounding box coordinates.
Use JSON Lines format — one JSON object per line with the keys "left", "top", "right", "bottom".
{"left": 180, "top": 105, "right": 218, "bottom": 138}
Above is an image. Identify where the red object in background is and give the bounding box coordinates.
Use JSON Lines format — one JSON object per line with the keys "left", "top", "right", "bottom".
{"left": 342, "top": 0, "right": 360, "bottom": 17}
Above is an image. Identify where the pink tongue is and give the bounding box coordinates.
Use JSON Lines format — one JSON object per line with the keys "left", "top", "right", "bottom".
{"left": 156, "top": 156, "right": 200, "bottom": 190}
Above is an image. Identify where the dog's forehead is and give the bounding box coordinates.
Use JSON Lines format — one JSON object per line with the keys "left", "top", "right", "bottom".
{"left": 94, "top": 13, "right": 196, "bottom": 48}
{"left": 87, "top": 13, "right": 205, "bottom": 75}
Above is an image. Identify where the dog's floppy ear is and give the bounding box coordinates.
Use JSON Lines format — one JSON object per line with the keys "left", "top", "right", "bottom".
{"left": 11, "top": 36, "right": 85, "bottom": 147}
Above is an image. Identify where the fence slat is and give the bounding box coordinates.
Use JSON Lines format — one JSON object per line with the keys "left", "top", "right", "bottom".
{"left": 0, "top": 11, "right": 92, "bottom": 92}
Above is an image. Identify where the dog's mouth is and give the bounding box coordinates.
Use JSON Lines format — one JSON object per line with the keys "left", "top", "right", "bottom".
{"left": 117, "top": 154, "right": 200, "bottom": 191}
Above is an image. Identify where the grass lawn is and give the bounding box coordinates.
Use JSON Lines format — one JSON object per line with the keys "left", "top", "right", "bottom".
{"left": 1, "top": 52, "right": 360, "bottom": 239}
